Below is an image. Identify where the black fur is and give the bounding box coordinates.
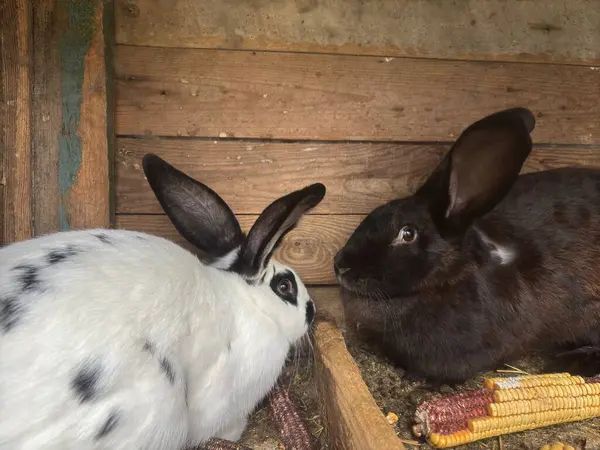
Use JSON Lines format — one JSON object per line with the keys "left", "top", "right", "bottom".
{"left": 14, "top": 265, "right": 41, "bottom": 292}
{"left": 2, "top": 264, "right": 45, "bottom": 332}
{"left": 94, "top": 233, "right": 112, "bottom": 245}
{"left": 305, "top": 300, "right": 315, "bottom": 325}
{"left": 142, "top": 339, "right": 155, "bottom": 355}
{"left": 142, "top": 340, "right": 176, "bottom": 384}
{"left": 94, "top": 411, "right": 120, "bottom": 440}
{"left": 142, "top": 340, "right": 175, "bottom": 384}
{"left": 335, "top": 108, "right": 600, "bottom": 383}
{"left": 71, "top": 361, "right": 102, "bottom": 402}
{"left": 160, "top": 357, "right": 175, "bottom": 384}
{"left": 1, "top": 296, "right": 22, "bottom": 332}
{"left": 47, "top": 245, "right": 80, "bottom": 264}
{"left": 553, "top": 345, "right": 600, "bottom": 376}
{"left": 269, "top": 270, "right": 298, "bottom": 305}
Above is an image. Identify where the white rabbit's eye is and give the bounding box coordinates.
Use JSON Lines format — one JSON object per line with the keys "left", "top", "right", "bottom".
{"left": 277, "top": 279, "right": 292, "bottom": 294}
{"left": 270, "top": 271, "right": 298, "bottom": 304}
{"left": 394, "top": 225, "right": 418, "bottom": 245}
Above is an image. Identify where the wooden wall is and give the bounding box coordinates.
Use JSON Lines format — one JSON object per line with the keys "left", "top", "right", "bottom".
{"left": 113, "top": 0, "right": 600, "bottom": 287}
{"left": 1, "top": 0, "right": 112, "bottom": 246}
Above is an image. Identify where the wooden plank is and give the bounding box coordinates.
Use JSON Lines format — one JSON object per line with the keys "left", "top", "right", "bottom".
{"left": 314, "top": 317, "right": 403, "bottom": 450}
{"left": 1, "top": 0, "right": 33, "bottom": 244}
{"left": 310, "top": 286, "right": 345, "bottom": 332}
{"left": 115, "top": 214, "right": 360, "bottom": 285}
{"left": 55, "top": 0, "right": 111, "bottom": 231}
{"left": 31, "top": 0, "right": 62, "bottom": 236}
{"left": 3, "top": 0, "right": 111, "bottom": 242}
{"left": 115, "top": 139, "right": 446, "bottom": 214}
{"left": 114, "top": 46, "right": 600, "bottom": 144}
{"left": 115, "top": 138, "right": 600, "bottom": 215}
{"left": 114, "top": 0, "right": 600, "bottom": 66}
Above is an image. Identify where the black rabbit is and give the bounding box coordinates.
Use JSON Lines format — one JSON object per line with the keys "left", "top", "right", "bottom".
{"left": 334, "top": 107, "right": 600, "bottom": 383}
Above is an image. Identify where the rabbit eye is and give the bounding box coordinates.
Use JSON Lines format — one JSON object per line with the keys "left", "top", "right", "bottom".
{"left": 270, "top": 270, "right": 298, "bottom": 304}
{"left": 277, "top": 279, "right": 292, "bottom": 294}
{"left": 394, "top": 226, "right": 418, "bottom": 244}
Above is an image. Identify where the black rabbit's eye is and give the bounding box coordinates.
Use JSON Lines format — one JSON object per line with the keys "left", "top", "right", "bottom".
{"left": 395, "top": 225, "right": 417, "bottom": 244}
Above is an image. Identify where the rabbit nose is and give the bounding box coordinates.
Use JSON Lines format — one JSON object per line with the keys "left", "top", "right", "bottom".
{"left": 334, "top": 250, "right": 350, "bottom": 275}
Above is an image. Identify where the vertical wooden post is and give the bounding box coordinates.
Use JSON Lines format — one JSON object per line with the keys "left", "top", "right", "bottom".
{"left": 1, "top": 0, "right": 111, "bottom": 246}
{"left": 32, "top": 0, "right": 62, "bottom": 236}
{"left": 1, "top": 0, "right": 34, "bottom": 246}
{"left": 55, "top": 0, "right": 110, "bottom": 231}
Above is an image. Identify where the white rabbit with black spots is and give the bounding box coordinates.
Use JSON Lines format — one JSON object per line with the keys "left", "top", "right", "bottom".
{"left": 0, "top": 153, "right": 325, "bottom": 450}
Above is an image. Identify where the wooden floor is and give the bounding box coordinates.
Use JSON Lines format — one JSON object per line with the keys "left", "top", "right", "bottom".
{"left": 113, "top": 0, "right": 600, "bottom": 288}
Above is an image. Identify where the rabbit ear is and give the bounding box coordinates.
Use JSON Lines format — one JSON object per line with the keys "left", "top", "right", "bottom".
{"left": 418, "top": 107, "right": 535, "bottom": 235}
{"left": 142, "top": 154, "right": 244, "bottom": 261}
{"left": 232, "top": 183, "right": 326, "bottom": 279}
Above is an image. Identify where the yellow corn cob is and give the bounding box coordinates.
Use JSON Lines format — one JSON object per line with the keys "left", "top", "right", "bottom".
{"left": 487, "top": 375, "right": 585, "bottom": 394}
{"left": 493, "top": 382, "right": 600, "bottom": 403}
{"left": 483, "top": 373, "right": 570, "bottom": 390}
{"left": 488, "top": 394, "right": 600, "bottom": 417}
{"left": 422, "top": 373, "right": 600, "bottom": 449}
{"left": 430, "top": 403, "right": 598, "bottom": 448}
{"left": 469, "top": 405, "right": 600, "bottom": 433}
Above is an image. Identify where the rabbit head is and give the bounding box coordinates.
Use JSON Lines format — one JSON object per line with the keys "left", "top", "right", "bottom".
{"left": 334, "top": 107, "right": 535, "bottom": 298}
{"left": 143, "top": 154, "right": 325, "bottom": 342}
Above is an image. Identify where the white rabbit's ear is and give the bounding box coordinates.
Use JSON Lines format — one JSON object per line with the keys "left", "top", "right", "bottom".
{"left": 232, "top": 183, "right": 326, "bottom": 279}
{"left": 143, "top": 154, "right": 244, "bottom": 262}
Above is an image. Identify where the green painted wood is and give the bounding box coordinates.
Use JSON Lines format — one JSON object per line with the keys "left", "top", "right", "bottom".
{"left": 57, "top": 0, "right": 98, "bottom": 230}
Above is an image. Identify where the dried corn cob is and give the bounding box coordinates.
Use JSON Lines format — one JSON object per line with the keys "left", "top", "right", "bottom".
{"left": 483, "top": 373, "right": 571, "bottom": 390}
{"left": 193, "top": 376, "right": 314, "bottom": 450}
{"left": 268, "top": 378, "right": 315, "bottom": 450}
{"left": 414, "top": 389, "right": 494, "bottom": 436}
{"left": 414, "top": 373, "right": 600, "bottom": 449}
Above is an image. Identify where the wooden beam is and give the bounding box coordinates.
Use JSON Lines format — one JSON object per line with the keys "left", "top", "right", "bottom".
{"left": 312, "top": 288, "right": 404, "bottom": 450}
{"left": 115, "top": 138, "right": 600, "bottom": 215}
{"left": 310, "top": 287, "right": 346, "bottom": 330}
{"left": 114, "top": 46, "right": 600, "bottom": 144}
{"left": 1, "top": 0, "right": 33, "bottom": 245}
{"left": 2, "top": 0, "right": 112, "bottom": 245}
{"left": 114, "top": 0, "right": 600, "bottom": 66}
{"left": 53, "top": 0, "right": 110, "bottom": 231}
{"left": 31, "top": 0, "right": 62, "bottom": 236}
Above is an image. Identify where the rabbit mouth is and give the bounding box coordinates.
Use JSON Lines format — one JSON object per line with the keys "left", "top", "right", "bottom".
{"left": 336, "top": 275, "right": 353, "bottom": 291}
{"left": 336, "top": 273, "right": 362, "bottom": 293}
{"left": 335, "top": 267, "right": 370, "bottom": 293}
{"left": 337, "top": 276, "right": 375, "bottom": 297}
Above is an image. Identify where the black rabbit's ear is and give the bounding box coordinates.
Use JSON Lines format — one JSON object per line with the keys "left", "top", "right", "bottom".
{"left": 232, "top": 183, "right": 326, "bottom": 280}
{"left": 142, "top": 154, "right": 244, "bottom": 263}
{"left": 417, "top": 108, "right": 535, "bottom": 235}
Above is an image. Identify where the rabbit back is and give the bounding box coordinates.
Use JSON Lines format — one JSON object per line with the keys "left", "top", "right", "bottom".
{"left": 0, "top": 229, "right": 228, "bottom": 449}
